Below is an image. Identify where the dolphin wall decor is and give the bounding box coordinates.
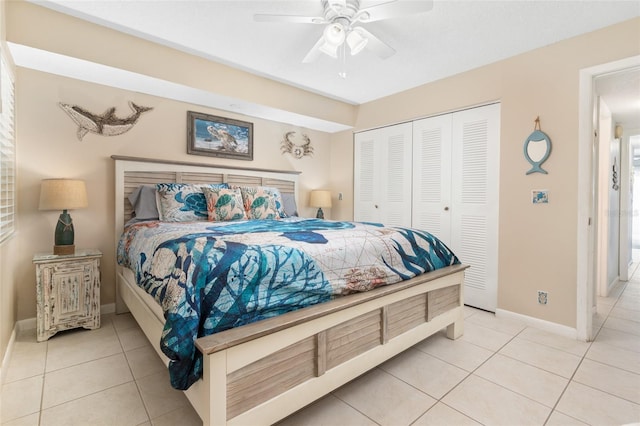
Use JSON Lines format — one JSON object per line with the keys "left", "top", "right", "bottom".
{"left": 59, "top": 101, "right": 153, "bottom": 141}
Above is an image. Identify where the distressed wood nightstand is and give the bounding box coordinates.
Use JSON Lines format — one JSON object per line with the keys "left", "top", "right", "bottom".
{"left": 33, "top": 249, "right": 102, "bottom": 342}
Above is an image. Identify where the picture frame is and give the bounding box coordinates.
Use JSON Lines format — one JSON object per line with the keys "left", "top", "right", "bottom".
{"left": 187, "top": 111, "right": 253, "bottom": 160}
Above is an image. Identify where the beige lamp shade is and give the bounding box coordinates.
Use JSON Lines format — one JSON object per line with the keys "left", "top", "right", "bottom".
{"left": 309, "top": 190, "right": 332, "bottom": 208}
{"left": 39, "top": 179, "right": 88, "bottom": 211}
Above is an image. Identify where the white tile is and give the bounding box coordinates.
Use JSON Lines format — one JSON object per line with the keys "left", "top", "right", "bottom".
{"left": 573, "top": 358, "right": 640, "bottom": 404}
{"left": 45, "top": 325, "right": 122, "bottom": 372}
{"left": 40, "top": 382, "right": 148, "bottom": 426}
{"left": 125, "top": 344, "right": 167, "bottom": 380}
{"left": 3, "top": 337, "right": 47, "bottom": 383}
{"left": 556, "top": 381, "right": 640, "bottom": 426}
{"left": 586, "top": 341, "right": 640, "bottom": 374}
{"left": 380, "top": 348, "right": 468, "bottom": 399}
{"left": 42, "top": 353, "right": 133, "bottom": 409}
{"left": 518, "top": 327, "right": 590, "bottom": 357}
{"left": 609, "top": 305, "right": 640, "bottom": 323}
{"left": 442, "top": 375, "right": 550, "bottom": 426}
{"left": 413, "top": 402, "right": 481, "bottom": 426}
{"left": 277, "top": 394, "right": 376, "bottom": 426}
{"left": 595, "top": 327, "right": 640, "bottom": 353}
{"left": 465, "top": 310, "right": 526, "bottom": 336}
{"left": 499, "top": 337, "right": 582, "bottom": 378}
{"left": 118, "top": 325, "right": 150, "bottom": 352}
{"left": 1, "top": 412, "right": 40, "bottom": 426}
{"left": 334, "top": 368, "right": 436, "bottom": 426}
{"left": 603, "top": 316, "right": 640, "bottom": 336}
{"left": 545, "top": 411, "right": 589, "bottom": 426}
{"left": 474, "top": 354, "right": 568, "bottom": 407}
{"left": 415, "top": 331, "right": 493, "bottom": 372}
{"left": 616, "top": 296, "right": 640, "bottom": 311}
{"left": 109, "top": 312, "right": 140, "bottom": 332}
{"left": 0, "top": 375, "right": 43, "bottom": 423}
{"left": 137, "top": 370, "right": 192, "bottom": 419}
{"left": 459, "top": 321, "right": 513, "bottom": 352}
{"left": 151, "top": 406, "right": 202, "bottom": 426}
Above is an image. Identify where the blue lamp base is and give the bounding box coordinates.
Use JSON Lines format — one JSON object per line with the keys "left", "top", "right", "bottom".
{"left": 53, "top": 209, "right": 75, "bottom": 255}
{"left": 316, "top": 207, "right": 324, "bottom": 219}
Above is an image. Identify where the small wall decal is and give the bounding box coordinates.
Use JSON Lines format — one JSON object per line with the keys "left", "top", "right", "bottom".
{"left": 281, "top": 131, "right": 313, "bottom": 159}
{"left": 59, "top": 101, "right": 153, "bottom": 141}
{"left": 532, "top": 190, "right": 549, "bottom": 204}
{"left": 524, "top": 116, "right": 552, "bottom": 175}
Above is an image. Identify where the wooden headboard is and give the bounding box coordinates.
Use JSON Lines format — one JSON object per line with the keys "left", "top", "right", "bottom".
{"left": 113, "top": 155, "right": 300, "bottom": 234}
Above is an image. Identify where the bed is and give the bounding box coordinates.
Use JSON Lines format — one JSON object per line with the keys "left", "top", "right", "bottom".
{"left": 113, "top": 155, "right": 467, "bottom": 426}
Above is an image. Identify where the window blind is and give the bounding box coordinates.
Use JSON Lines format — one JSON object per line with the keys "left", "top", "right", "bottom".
{"left": 0, "top": 54, "right": 15, "bottom": 243}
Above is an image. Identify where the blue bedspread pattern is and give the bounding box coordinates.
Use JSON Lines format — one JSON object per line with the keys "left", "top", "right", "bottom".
{"left": 117, "top": 218, "right": 459, "bottom": 389}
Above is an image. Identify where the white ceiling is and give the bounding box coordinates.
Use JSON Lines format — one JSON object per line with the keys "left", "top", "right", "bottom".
{"left": 17, "top": 0, "right": 640, "bottom": 131}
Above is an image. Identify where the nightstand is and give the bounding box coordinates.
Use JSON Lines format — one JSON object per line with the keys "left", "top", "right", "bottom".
{"left": 33, "top": 249, "right": 102, "bottom": 342}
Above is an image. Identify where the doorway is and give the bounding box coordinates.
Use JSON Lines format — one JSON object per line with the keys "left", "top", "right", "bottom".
{"left": 578, "top": 56, "right": 640, "bottom": 342}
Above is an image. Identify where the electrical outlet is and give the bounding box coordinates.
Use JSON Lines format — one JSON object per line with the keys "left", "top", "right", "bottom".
{"left": 537, "top": 290, "right": 548, "bottom": 305}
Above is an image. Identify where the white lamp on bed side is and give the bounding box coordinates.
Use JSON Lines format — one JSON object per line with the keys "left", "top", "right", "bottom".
{"left": 309, "top": 190, "right": 332, "bottom": 219}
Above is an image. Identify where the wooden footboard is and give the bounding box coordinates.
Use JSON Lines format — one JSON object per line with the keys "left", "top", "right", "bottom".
{"left": 194, "top": 264, "right": 466, "bottom": 426}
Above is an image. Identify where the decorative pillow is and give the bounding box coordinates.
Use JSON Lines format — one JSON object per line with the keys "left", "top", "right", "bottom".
{"left": 281, "top": 192, "right": 298, "bottom": 217}
{"left": 203, "top": 187, "right": 247, "bottom": 222}
{"left": 155, "top": 183, "right": 228, "bottom": 222}
{"left": 237, "top": 186, "right": 286, "bottom": 220}
{"left": 128, "top": 185, "right": 159, "bottom": 220}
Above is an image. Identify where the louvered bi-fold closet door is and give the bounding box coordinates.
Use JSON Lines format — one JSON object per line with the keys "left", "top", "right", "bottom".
{"left": 450, "top": 103, "right": 500, "bottom": 312}
{"left": 354, "top": 123, "right": 412, "bottom": 227}
{"left": 412, "top": 114, "right": 453, "bottom": 242}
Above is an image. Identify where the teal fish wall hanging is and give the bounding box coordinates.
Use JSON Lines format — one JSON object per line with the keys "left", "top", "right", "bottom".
{"left": 59, "top": 101, "right": 153, "bottom": 141}
{"left": 523, "top": 116, "right": 552, "bottom": 175}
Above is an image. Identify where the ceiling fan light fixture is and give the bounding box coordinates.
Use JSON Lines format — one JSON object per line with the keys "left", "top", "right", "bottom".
{"left": 323, "top": 22, "right": 346, "bottom": 46}
{"left": 319, "top": 40, "right": 340, "bottom": 58}
{"left": 347, "top": 27, "right": 368, "bottom": 55}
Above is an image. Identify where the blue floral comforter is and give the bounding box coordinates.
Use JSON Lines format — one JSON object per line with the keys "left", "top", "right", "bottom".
{"left": 117, "top": 218, "right": 459, "bottom": 390}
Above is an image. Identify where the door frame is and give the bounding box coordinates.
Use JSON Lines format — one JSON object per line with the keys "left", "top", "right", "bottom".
{"left": 577, "top": 55, "right": 640, "bottom": 341}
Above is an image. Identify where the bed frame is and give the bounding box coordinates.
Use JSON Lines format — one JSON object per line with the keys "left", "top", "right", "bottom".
{"left": 112, "top": 155, "right": 467, "bottom": 426}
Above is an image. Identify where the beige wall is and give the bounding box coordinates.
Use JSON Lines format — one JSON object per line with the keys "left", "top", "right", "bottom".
{"left": 330, "top": 18, "right": 640, "bottom": 328}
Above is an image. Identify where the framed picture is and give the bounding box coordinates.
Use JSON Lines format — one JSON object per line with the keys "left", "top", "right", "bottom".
{"left": 187, "top": 111, "right": 253, "bottom": 160}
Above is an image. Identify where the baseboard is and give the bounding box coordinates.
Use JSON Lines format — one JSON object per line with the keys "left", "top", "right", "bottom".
{"left": 15, "top": 303, "right": 118, "bottom": 332}
{"left": 495, "top": 308, "right": 578, "bottom": 340}
{"left": 101, "top": 303, "right": 116, "bottom": 315}
{"left": 1, "top": 326, "right": 17, "bottom": 385}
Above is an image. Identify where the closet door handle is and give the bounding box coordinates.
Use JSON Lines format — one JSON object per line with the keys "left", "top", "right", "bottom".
{"left": 375, "top": 205, "right": 379, "bottom": 209}
{"left": 444, "top": 206, "right": 450, "bottom": 211}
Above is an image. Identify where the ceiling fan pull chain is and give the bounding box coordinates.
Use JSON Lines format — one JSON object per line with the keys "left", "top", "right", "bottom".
{"left": 339, "top": 43, "right": 348, "bottom": 79}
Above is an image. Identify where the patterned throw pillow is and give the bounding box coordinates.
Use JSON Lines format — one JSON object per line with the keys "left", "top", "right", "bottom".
{"left": 237, "top": 186, "right": 287, "bottom": 220}
{"left": 203, "top": 187, "right": 247, "bottom": 222}
{"left": 155, "top": 183, "right": 228, "bottom": 222}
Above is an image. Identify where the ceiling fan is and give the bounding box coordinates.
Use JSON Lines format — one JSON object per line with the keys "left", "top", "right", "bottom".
{"left": 254, "top": 0, "right": 434, "bottom": 63}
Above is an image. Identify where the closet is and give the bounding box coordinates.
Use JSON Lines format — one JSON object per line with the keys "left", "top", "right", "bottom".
{"left": 354, "top": 103, "right": 500, "bottom": 311}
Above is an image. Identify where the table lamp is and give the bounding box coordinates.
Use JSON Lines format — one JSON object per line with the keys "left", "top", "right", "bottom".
{"left": 39, "top": 179, "right": 88, "bottom": 255}
{"left": 309, "top": 190, "right": 332, "bottom": 219}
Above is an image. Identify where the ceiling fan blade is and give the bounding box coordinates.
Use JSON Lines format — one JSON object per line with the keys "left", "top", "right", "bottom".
{"left": 254, "top": 14, "right": 325, "bottom": 24}
{"left": 357, "top": 27, "right": 395, "bottom": 59}
{"left": 357, "top": 0, "right": 434, "bottom": 23}
{"left": 302, "top": 36, "right": 325, "bottom": 63}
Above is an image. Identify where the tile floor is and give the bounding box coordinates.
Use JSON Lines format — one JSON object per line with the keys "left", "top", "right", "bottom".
{"left": 2, "top": 277, "right": 639, "bottom": 426}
